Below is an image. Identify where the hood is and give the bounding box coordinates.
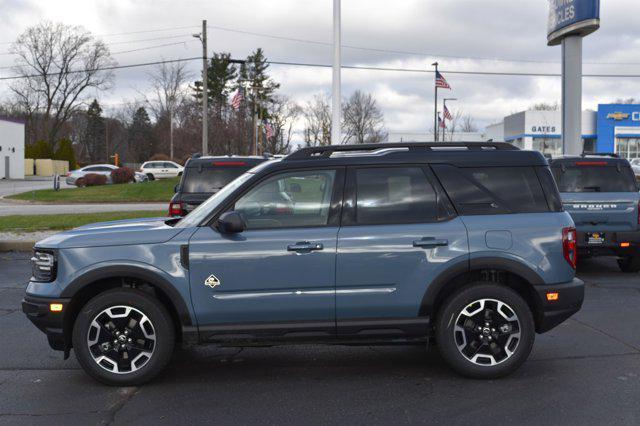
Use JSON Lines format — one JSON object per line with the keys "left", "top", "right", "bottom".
{"left": 36, "top": 217, "right": 185, "bottom": 249}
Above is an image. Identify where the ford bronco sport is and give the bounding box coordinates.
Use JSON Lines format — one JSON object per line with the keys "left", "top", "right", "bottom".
{"left": 549, "top": 155, "right": 640, "bottom": 272}
{"left": 23, "top": 143, "right": 584, "bottom": 385}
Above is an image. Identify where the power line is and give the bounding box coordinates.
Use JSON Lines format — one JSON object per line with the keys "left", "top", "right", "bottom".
{"left": 3, "top": 56, "right": 640, "bottom": 82}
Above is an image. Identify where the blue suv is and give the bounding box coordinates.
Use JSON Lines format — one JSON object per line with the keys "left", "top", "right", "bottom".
{"left": 550, "top": 155, "right": 640, "bottom": 272}
{"left": 22, "top": 143, "right": 584, "bottom": 385}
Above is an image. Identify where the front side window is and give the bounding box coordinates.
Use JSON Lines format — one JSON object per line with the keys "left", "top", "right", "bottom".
{"left": 235, "top": 170, "right": 336, "bottom": 229}
{"left": 354, "top": 167, "right": 437, "bottom": 225}
{"left": 164, "top": 162, "right": 178, "bottom": 169}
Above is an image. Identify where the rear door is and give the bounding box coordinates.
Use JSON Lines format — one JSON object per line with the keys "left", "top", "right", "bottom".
{"left": 552, "top": 162, "right": 640, "bottom": 238}
{"left": 335, "top": 165, "right": 468, "bottom": 335}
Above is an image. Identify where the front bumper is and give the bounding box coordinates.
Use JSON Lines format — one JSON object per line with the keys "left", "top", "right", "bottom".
{"left": 22, "top": 295, "right": 70, "bottom": 351}
{"left": 533, "top": 277, "right": 584, "bottom": 333}
{"left": 577, "top": 230, "right": 640, "bottom": 257}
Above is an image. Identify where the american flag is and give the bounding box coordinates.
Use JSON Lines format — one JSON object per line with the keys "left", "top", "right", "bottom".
{"left": 443, "top": 105, "right": 453, "bottom": 120}
{"left": 438, "top": 114, "right": 446, "bottom": 129}
{"left": 264, "top": 122, "right": 274, "bottom": 139}
{"left": 231, "top": 90, "right": 244, "bottom": 110}
{"left": 435, "top": 71, "right": 451, "bottom": 89}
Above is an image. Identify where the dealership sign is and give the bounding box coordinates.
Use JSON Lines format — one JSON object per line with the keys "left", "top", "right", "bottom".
{"left": 547, "top": 0, "right": 600, "bottom": 46}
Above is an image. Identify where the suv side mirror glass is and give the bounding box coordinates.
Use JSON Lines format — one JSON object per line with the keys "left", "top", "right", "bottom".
{"left": 217, "top": 211, "right": 245, "bottom": 234}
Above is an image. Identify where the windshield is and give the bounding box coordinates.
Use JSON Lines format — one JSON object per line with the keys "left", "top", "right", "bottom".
{"left": 181, "top": 166, "right": 251, "bottom": 193}
{"left": 552, "top": 165, "right": 638, "bottom": 193}
{"left": 175, "top": 172, "right": 254, "bottom": 228}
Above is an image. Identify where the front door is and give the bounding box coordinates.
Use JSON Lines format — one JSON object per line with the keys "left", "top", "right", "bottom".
{"left": 188, "top": 167, "right": 344, "bottom": 340}
{"left": 335, "top": 166, "right": 469, "bottom": 335}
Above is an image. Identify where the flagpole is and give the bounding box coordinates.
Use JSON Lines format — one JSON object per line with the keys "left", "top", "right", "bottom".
{"left": 432, "top": 62, "right": 438, "bottom": 142}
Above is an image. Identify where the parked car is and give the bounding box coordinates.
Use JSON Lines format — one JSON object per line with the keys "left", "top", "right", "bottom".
{"left": 139, "top": 161, "right": 184, "bottom": 180}
{"left": 23, "top": 142, "right": 583, "bottom": 385}
{"left": 169, "top": 156, "right": 269, "bottom": 217}
{"left": 66, "top": 164, "right": 147, "bottom": 186}
{"left": 550, "top": 155, "right": 640, "bottom": 271}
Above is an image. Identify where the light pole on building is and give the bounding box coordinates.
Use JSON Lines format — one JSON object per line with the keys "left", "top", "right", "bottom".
{"left": 331, "top": 0, "right": 341, "bottom": 145}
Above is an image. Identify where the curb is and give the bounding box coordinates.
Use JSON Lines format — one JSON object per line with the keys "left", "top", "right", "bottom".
{"left": 0, "top": 241, "right": 35, "bottom": 252}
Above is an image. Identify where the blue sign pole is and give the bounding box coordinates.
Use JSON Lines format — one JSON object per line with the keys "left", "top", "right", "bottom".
{"left": 547, "top": 0, "right": 600, "bottom": 155}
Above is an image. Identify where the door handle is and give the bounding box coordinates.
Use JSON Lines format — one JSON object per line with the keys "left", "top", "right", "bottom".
{"left": 413, "top": 237, "right": 449, "bottom": 248}
{"left": 287, "top": 241, "right": 324, "bottom": 252}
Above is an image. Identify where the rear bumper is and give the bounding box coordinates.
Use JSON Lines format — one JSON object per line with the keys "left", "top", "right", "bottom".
{"left": 533, "top": 277, "right": 584, "bottom": 333}
{"left": 22, "top": 295, "right": 70, "bottom": 351}
{"left": 577, "top": 230, "right": 640, "bottom": 257}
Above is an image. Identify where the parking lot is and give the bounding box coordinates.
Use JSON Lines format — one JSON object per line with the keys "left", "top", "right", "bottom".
{"left": 1, "top": 253, "right": 638, "bottom": 425}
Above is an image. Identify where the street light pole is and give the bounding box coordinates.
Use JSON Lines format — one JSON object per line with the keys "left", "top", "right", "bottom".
{"left": 442, "top": 98, "right": 457, "bottom": 142}
{"left": 432, "top": 62, "right": 438, "bottom": 142}
{"left": 193, "top": 20, "right": 208, "bottom": 156}
{"left": 331, "top": 0, "right": 341, "bottom": 145}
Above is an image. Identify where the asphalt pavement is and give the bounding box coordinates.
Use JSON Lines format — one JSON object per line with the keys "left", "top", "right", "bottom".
{"left": 1, "top": 254, "right": 639, "bottom": 425}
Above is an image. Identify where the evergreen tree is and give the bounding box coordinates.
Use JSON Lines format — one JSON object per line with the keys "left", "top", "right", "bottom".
{"left": 84, "top": 99, "right": 106, "bottom": 163}
{"left": 127, "top": 107, "right": 155, "bottom": 163}
{"left": 54, "top": 139, "right": 77, "bottom": 169}
{"left": 193, "top": 52, "right": 238, "bottom": 114}
{"left": 244, "top": 48, "right": 280, "bottom": 120}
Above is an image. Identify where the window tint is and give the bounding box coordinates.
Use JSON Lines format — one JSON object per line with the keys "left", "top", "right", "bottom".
{"left": 83, "top": 166, "right": 99, "bottom": 172}
{"left": 182, "top": 166, "right": 251, "bottom": 193}
{"left": 433, "top": 165, "right": 548, "bottom": 215}
{"left": 235, "top": 170, "right": 336, "bottom": 229}
{"left": 551, "top": 165, "right": 637, "bottom": 193}
{"left": 164, "top": 162, "right": 178, "bottom": 168}
{"left": 354, "top": 167, "right": 437, "bottom": 225}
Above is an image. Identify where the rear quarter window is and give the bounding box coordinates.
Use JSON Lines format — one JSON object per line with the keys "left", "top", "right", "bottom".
{"left": 432, "top": 165, "right": 549, "bottom": 215}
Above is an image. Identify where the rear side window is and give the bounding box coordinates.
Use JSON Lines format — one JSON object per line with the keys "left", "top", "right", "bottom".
{"left": 551, "top": 164, "right": 637, "bottom": 193}
{"left": 182, "top": 166, "right": 251, "bottom": 193}
{"left": 432, "top": 165, "right": 548, "bottom": 215}
{"left": 354, "top": 167, "right": 437, "bottom": 225}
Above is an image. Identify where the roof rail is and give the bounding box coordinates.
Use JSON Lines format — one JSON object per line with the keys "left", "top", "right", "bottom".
{"left": 581, "top": 152, "right": 619, "bottom": 158}
{"left": 285, "top": 142, "right": 518, "bottom": 161}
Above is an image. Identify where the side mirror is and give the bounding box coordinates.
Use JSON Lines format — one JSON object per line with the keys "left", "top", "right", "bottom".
{"left": 217, "top": 211, "right": 245, "bottom": 234}
{"left": 174, "top": 184, "right": 179, "bottom": 193}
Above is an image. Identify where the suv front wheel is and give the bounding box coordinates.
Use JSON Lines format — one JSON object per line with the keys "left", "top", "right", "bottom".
{"left": 72, "top": 288, "right": 175, "bottom": 386}
{"left": 436, "top": 283, "right": 535, "bottom": 379}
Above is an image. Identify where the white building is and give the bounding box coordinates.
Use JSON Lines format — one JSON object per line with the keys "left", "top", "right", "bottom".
{"left": 0, "top": 118, "right": 26, "bottom": 179}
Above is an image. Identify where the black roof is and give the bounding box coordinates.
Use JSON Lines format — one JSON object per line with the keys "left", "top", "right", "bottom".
{"left": 185, "top": 155, "right": 268, "bottom": 168}
{"left": 275, "top": 142, "right": 548, "bottom": 168}
{"left": 548, "top": 154, "right": 630, "bottom": 166}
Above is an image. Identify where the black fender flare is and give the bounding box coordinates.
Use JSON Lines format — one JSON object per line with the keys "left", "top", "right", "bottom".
{"left": 61, "top": 264, "right": 193, "bottom": 326}
{"left": 420, "top": 256, "right": 544, "bottom": 316}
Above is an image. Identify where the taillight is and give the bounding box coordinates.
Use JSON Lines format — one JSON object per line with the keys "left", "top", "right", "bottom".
{"left": 562, "top": 227, "right": 577, "bottom": 269}
{"left": 169, "top": 202, "right": 185, "bottom": 217}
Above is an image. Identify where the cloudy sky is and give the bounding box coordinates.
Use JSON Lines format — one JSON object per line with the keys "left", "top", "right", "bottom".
{"left": 1, "top": 0, "right": 639, "bottom": 137}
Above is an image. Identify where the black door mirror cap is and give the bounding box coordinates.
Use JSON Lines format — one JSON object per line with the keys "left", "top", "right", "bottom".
{"left": 217, "top": 211, "right": 245, "bottom": 234}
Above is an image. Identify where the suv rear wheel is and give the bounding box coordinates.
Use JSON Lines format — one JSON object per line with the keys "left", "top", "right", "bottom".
{"left": 146, "top": 173, "right": 155, "bottom": 181}
{"left": 617, "top": 254, "right": 640, "bottom": 273}
{"left": 436, "top": 283, "right": 535, "bottom": 379}
{"left": 72, "top": 288, "right": 175, "bottom": 386}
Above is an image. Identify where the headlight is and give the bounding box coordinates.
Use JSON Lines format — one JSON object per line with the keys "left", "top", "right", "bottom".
{"left": 31, "top": 250, "right": 57, "bottom": 282}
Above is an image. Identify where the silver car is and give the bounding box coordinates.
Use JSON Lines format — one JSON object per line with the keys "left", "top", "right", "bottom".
{"left": 66, "top": 164, "right": 148, "bottom": 186}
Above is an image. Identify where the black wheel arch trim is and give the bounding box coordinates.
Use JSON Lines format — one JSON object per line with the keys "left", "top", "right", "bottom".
{"left": 60, "top": 265, "right": 193, "bottom": 326}
{"left": 419, "top": 255, "right": 545, "bottom": 315}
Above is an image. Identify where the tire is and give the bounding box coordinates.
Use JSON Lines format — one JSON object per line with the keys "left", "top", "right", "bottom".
{"left": 146, "top": 173, "right": 155, "bottom": 181}
{"left": 436, "top": 283, "right": 535, "bottom": 379}
{"left": 72, "top": 288, "right": 175, "bottom": 386}
{"left": 177, "top": 171, "right": 183, "bottom": 177}
{"left": 617, "top": 255, "right": 640, "bottom": 273}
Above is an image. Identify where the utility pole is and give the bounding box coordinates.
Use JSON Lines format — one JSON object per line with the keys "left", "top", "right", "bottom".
{"left": 442, "top": 98, "right": 457, "bottom": 142}
{"left": 193, "top": 20, "right": 208, "bottom": 155}
{"left": 331, "top": 0, "right": 341, "bottom": 145}
{"left": 169, "top": 103, "right": 174, "bottom": 160}
{"left": 432, "top": 62, "right": 439, "bottom": 142}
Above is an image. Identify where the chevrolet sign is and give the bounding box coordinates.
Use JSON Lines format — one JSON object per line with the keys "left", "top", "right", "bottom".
{"left": 548, "top": 0, "right": 600, "bottom": 46}
{"left": 607, "top": 112, "right": 630, "bottom": 121}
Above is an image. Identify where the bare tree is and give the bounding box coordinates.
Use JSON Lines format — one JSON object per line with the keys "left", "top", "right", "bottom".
{"left": 614, "top": 98, "right": 639, "bottom": 104}
{"left": 9, "top": 22, "right": 115, "bottom": 151}
{"left": 530, "top": 102, "right": 559, "bottom": 111}
{"left": 144, "top": 61, "right": 191, "bottom": 121}
{"left": 342, "top": 90, "right": 387, "bottom": 144}
{"left": 459, "top": 113, "right": 478, "bottom": 133}
{"left": 303, "top": 93, "right": 332, "bottom": 147}
{"left": 265, "top": 95, "right": 302, "bottom": 154}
